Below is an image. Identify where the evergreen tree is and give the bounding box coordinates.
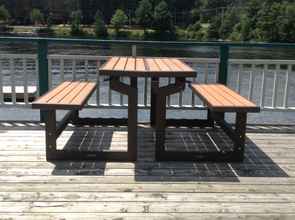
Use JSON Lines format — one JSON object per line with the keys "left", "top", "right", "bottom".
{"left": 70, "top": 10, "right": 83, "bottom": 36}
{"left": 154, "top": 1, "right": 173, "bottom": 32}
{"left": 255, "top": 2, "right": 281, "bottom": 42}
{"left": 30, "top": 8, "right": 44, "bottom": 25}
{"left": 241, "top": 0, "right": 262, "bottom": 41}
{"left": 206, "top": 16, "right": 220, "bottom": 40}
{"left": 278, "top": 2, "right": 295, "bottom": 42}
{"left": 0, "top": 5, "right": 9, "bottom": 22}
{"left": 94, "top": 10, "right": 107, "bottom": 38}
{"left": 219, "top": 7, "right": 239, "bottom": 40}
{"left": 135, "top": 0, "right": 153, "bottom": 33}
{"left": 111, "top": 9, "right": 128, "bottom": 35}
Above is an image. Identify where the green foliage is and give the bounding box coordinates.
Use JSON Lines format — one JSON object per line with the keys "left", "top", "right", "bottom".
{"left": 47, "top": 13, "right": 53, "bottom": 28}
{"left": 135, "top": 0, "right": 153, "bottom": 31}
{"left": 278, "top": 2, "right": 295, "bottom": 43}
{"left": 0, "top": 5, "right": 9, "bottom": 22}
{"left": 255, "top": 3, "right": 281, "bottom": 42}
{"left": 154, "top": 1, "right": 173, "bottom": 32}
{"left": 206, "top": 16, "right": 220, "bottom": 40}
{"left": 70, "top": 10, "right": 83, "bottom": 36}
{"left": 30, "top": 8, "right": 44, "bottom": 25}
{"left": 187, "top": 21, "right": 201, "bottom": 32}
{"left": 65, "top": 0, "right": 80, "bottom": 17}
{"left": 94, "top": 10, "right": 107, "bottom": 38}
{"left": 219, "top": 8, "right": 239, "bottom": 39}
{"left": 111, "top": 9, "right": 128, "bottom": 35}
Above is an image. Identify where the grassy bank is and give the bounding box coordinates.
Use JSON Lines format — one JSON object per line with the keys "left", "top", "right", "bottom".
{"left": 10, "top": 25, "right": 208, "bottom": 41}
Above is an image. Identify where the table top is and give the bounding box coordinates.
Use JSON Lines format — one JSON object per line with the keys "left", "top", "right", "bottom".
{"left": 99, "top": 56, "right": 196, "bottom": 77}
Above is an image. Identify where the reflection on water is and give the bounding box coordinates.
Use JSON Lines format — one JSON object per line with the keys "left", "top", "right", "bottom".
{"left": 1, "top": 41, "right": 295, "bottom": 59}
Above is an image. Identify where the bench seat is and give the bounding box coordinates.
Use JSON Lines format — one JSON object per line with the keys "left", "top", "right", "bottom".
{"left": 32, "top": 81, "right": 96, "bottom": 110}
{"left": 188, "top": 83, "right": 260, "bottom": 162}
{"left": 191, "top": 84, "right": 260, "bottom": 112}
{"left": 32, "top": 81, "right": 96, "bottom": 161}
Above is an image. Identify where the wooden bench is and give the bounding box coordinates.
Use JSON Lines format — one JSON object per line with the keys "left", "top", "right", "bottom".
{"left": 190, "top": 83, "right": 260, "bottom": 162}
{"left": 32, "top": 81, "right": 96, "bottom": 161}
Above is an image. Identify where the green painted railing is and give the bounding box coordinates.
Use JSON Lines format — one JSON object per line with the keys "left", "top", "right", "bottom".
{"left": 0, "top": 36, "right": 295, "bottom": 119}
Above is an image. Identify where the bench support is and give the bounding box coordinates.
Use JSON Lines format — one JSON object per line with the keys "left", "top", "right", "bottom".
{"left": 152, "top": 78, "right": 216, "bottom": 161}
{"left": 45, "top": 109, "right": 79, "bottom": 160}
{"left": 44, "top": 77, "right": 138, "bottom": 162}
{"left": 156, "top": 109, "right": 247, "bottom": 162}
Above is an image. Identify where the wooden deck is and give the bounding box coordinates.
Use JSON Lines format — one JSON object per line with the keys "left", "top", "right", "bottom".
{"left": 0, "top": 122, "right": 295, "bottom": 219}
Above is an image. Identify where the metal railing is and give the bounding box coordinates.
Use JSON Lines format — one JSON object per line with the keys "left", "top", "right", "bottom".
{"left": 0, "top": 37, "right": 294, "bottom": 117}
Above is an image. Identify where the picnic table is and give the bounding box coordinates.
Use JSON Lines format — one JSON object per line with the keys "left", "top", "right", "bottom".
{"left": 99, "top": 56, "right": 196, "bottom": 161}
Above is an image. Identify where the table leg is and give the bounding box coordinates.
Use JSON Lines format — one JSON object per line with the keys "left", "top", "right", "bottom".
{"left": 150, "top": 77, "right": 159, "bottom": 126}
{"left": 153, "top": 77, "right": 186, "bottom": 161}
{"left": 110, "top": 76, "right": 138, "bottom": 161}
{"left": 155, "top": 94, "right": 166, "bottom": 160}
{"left": 128, "top": 77, "right": 138, "bottom": 161}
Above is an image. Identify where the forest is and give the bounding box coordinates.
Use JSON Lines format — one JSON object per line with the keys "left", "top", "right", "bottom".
{"left": 0, "top": 0, "right": 294, "bottom": 42}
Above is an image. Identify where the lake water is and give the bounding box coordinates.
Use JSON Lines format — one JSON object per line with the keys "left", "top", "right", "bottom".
{"left": 0, "top": 42, "right": 295, "bottom": 124}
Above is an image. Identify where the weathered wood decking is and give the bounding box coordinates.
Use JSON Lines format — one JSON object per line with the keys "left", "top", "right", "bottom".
{"left": 0, "top": 122, "right": 295, "bottom": 219}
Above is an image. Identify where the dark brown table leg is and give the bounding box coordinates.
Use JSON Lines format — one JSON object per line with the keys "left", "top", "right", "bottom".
{"left": 150, "top": 77, "right": 159, "bottom": 126}
{"left": 128, "top": 77, "right": 138, "bottom": 161}
{"left": 155, "top": 92, "right": 166, "bottom": 160}
{"left": 153, "top": 77, "right": 186, "bottom": 161}
{"left": 110, "top": 76, "right": 138, "bottom": 161}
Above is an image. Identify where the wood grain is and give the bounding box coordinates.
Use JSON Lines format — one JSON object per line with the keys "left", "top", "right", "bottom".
{"left": 0, "top": 126, "right": 293, "bottom": 218}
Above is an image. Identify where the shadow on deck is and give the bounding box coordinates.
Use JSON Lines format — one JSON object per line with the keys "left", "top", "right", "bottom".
{"left": 42, "top": 124, "right": 289, "bottom": 182}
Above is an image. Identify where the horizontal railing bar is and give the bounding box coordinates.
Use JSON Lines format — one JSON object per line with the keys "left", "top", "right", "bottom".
{"left": 49, "top": 55, "right": 109, "bottom": 60}
{"left": 0, "top": 37, "right": 295, "bottom": 48}
{"left": 3, "top": 54, "right": 294, "bottom": 66}
{"left": 230, "top": 59, "right": 295, "bottom": 65}
{"left": 49, "top": 55, "right": 220, "bottom": 63}
{"left": 1, "top": 36, "right": 295, "bottom": 48}
{"left": 0, "top": 54, "right": 37, "bottom": 59}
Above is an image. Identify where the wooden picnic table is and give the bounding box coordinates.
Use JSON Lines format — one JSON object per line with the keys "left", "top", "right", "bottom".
{"left": 99, "top": 56, "right": 196, "bottom": 161}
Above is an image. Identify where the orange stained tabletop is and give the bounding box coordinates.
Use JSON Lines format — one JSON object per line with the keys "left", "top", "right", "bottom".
{"left": 99, "top": 57, "right": 196, "bottom": 77}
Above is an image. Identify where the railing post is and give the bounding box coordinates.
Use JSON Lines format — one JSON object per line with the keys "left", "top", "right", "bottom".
{"left": 132, "top": 45, "right": 137, "bottom": 57}
{"left": 218, "top": 45, "right": 229, "bottom": 85}
{"left": 37, "top": 39, "right": 49, "bottom": 122}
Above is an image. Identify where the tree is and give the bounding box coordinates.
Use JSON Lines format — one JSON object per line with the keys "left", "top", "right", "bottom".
{"left": 70, "top": 10, "right": 83, "bottom": 36}
{"left": 240, "top": 0, "right": 262, "bottom": 41}
{"left": 94, "top": 10, "right": 107, "bottom": 38}
{"left": 65, "top": 0, "right": 80, "bottom": 22}
{"left": 111, "top": 9, "right": 128, "bottom": 35}
{"left": 206, "top": 16, "right": 221, "bottom": 40}
{"left": 255, "top": 2, "right": 282, "bottom": 42}
{"left": 46, "top": 12, "right": 53, "bottom": 29}
{"left": 30, "top": 8, "right": 44, "bottom": 25}
{"left": 278, "top": 2, "right": 295, "bottom": 42}
{"left": 219, "top": 7, "right": 240, "bottom": 40}
{"left": 0, "top": 5, "right": 9, "bottom": 22}
{"left": 135, "top": 0, "right": 153, "bottom": 33}
{"left": 154, "top": 1, "right": 173, "bottom": 32}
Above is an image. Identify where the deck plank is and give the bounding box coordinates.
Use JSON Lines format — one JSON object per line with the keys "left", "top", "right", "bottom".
{"left": 0, "top": 125, "right": 294, "bottom": 218}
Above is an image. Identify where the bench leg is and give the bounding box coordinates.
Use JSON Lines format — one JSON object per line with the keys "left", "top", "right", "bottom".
{"left": 207, "top": 109, "right": 214, "bottom": 128}
{"left": 45, "top": 110, "right": 58, "bottom": 160}
{"left": 234, "top": 112, "right": 247, "bottom": 161}
{"left": 71, "top": 110, "right": 79, "bottom": 124}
